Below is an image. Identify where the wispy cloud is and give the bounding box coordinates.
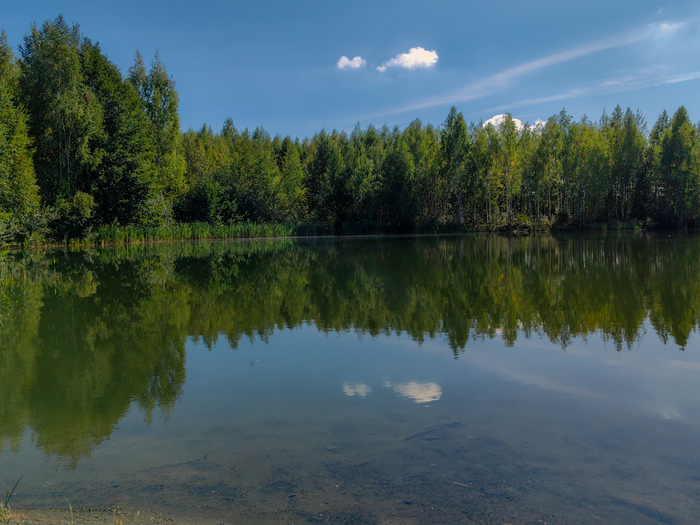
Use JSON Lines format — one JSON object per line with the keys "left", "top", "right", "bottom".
{"left": 337, "top": 55, "right": 367, "bottom": 70}
{"left": 377, "top": 46, "right": 438, "bottom": 73}
{"left": 665, "top": 71, "right": 700, "bottom": 83}
{"left": 360, "top": 21, "right": 687, "bottom": 120}
{"left": 648, "top": 21, "right": 685, "bottom": 38}
{"left": 484, "top": 70, "right": 700, "bottom": 114}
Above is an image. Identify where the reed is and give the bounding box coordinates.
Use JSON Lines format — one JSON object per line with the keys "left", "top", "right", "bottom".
{"left": 0, "top": 475, "right": 22, "bottom": 525}
{"left": 93, "top": 222, "right": 298, "bottom": 245}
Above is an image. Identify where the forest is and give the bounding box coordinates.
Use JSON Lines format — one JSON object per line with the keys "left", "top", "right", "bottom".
{"left": 1, "top": 16, "right": 700, "bottom": 245}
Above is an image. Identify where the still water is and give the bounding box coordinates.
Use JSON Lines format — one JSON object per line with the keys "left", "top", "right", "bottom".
{"left": 1, "top": 233, "right": 700, "bottom": 523}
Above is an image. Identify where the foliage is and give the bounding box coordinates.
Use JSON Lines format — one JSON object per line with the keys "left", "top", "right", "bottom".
{"left": 0, "top": 32, "right": 41, "bottom": 243}
{"left": 128, "top": 51, "right": 185, "bottom": 202}
{"left": 82, "top": 40, "right": 155, "bottom": 226}
{"left": 657, "top": 107, "right": 700, "bottom": 227}
{"left": 2, "top": 15, "right": 700, "bottom": 243}
{"left": 18, "top": 16, "right": 105, "bottom": 203}
{"left": 51, "top": 191, "right": 96, "bottom": 240}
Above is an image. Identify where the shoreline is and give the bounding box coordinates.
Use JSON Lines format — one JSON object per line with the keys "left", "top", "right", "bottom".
{"left": 6, "top": 220, "right": 693, "bottom": 251}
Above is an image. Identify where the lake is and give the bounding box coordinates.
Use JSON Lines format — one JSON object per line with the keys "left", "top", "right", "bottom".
{"left": 1, "top": 233, "right": 700, "bottom": 524}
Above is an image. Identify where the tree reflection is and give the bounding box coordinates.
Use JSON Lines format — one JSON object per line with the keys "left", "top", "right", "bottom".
{"left": 1, "top": 233, "right": 699, "bottom": 465}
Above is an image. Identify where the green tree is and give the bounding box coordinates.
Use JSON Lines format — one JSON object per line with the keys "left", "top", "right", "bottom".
{"left": 532, "top": 114, "right": 567, "bottom": 222}
{"left": 305, "top": 130, "right": 343, "bottom": 224}
{"left": 81, "top": 40, "right": 155, "bottom": 225}
{"left": 0, "top": 33, "right": 40, "bottom": 241}
{"left": 18, "top": 15, "right": 105, "bottom": 203}
{"left": 380, "top": 129, "right": 416, "bottom": 229}
{"left": 277, "top": 136, "right": 306, "bottom": 222}
{"left": 496, "top": 114, "right": 523, "bottom": 227}
{"left": 566, "top": 117, "right": 608, "bottom": 223}
{"left": 128, "top": 51, "right": 185, "bottom": 223}
{"left": 658, "top": 106, "right": 700, "bottom": 226}
{"left": 517, "top": 122, "right": 539, "bottom": 226}
{"left": 222, "top": 127, "right": 282, "bottom": 222}
{"left": 645, "top": 110, "right": 670, "bottom": 222}
{"left": 0, "top": 31, "right": 18, "bottom": 87}
{"left": 605, "top": 106, "right": 646, "bottom": 221}
{"left": 465, "top": 122, "right": 492, "bottom": 226}
{"left": 404, "top": 119, "right": 440, "bottom": 226}
{"left": 441, "top": 107, "right": 468, "bottom": 224}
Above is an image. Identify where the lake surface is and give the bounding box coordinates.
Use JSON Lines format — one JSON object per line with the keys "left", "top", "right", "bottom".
{"left": 1, "top": 233, "right": 700, "bottom": 524}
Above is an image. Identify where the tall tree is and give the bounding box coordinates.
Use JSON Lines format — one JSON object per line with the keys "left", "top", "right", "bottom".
{"left": 465, "top": 122, "right": 492, "bottom": 226}
{"left": 339, "top": 124, "right": 377, "bottom": 224}
{"left": 0, "top": 31, "right": 18, "bottom": 85}
{"left": 81, "top": 40, "right": 155, "bottom": 225}
{"left": 404, "top": 120, "right": 440, "bottom": 226}
{"left": 305, "top": 130, "right": 343, "bottom": 224}
{"left": 441, "top": 107, "right": 468, "bottom": 224}
{"left": 277, "top": 137, "right": 306, "bottom": 222}
{"left": 18, "top": 15, "right": 105, "bottom": 203}
{"left": 658, "top": 106, "right": 700, "bottom": 227}
{"left": 496, "top": 114, "right": 523, "bottom": 226}
{"left": 517, "top": 122, "right": 539, "bottom": 226}
{"left": 128, "top": 51, "right": 185, "bottom": 222}
{"left": 643, "top": 111, "right": 669, "bottom": 222}
{"left": 534, "top": 114, "right": 567, "bottom": 221}
{"left": 566, "top": 118, "right": 608, "bottom": 223}
{"left": 225, "top": 127, "right": 282, "bottom": 222}
{"left": 0, "top": 35, "right": 40, "bottom": 236}
{"left": 605, "top": 106, "right": 646, "bottom": 221}
{"left": 380, "top": 129, "right": 416, "bottom": 229}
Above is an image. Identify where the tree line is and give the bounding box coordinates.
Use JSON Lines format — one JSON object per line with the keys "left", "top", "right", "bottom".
{"left": 1, "top": 16, "right": 700, "bottom": 243}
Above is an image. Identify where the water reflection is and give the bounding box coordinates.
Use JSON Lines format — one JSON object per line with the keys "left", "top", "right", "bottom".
{"left": 342, "top": 379, "right": 442, "bottom": 403}
{"left": 0, "top": 232, "right": 699, "bottom": 467}
{"left": 383, "top": 380, "right": 442, "bottom": 403}
{"left": 342, "top": 382, "right": 372, "bottom": 397}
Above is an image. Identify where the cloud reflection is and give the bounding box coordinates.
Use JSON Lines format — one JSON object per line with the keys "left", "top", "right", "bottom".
{"left": 342, "top": 382, "right": 372, "bottom": 397}
{"left": 383, "top": 380, "right": 442, "bottom": 404}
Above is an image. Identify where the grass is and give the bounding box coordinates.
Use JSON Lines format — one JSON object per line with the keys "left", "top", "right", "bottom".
{"left": 91, "top": 221, "right": 297, "bottom": 245}
{"left": 66, "top": 219, "right": 478, "bottom": 246}
{"left": 66, "top": 498, "right": 74, "bottom": 525}
{"left": 0, "top": 475, "right": 23, "bottom": 525}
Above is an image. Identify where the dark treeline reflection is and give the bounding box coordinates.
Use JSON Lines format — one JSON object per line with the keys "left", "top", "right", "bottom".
{"left": 1, "top": 233, "right": 699, "bottom": 464}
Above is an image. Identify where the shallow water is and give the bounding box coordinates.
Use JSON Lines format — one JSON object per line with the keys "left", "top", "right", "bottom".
{"left": 1, "top": 233, "right": 700, "bottom": 523}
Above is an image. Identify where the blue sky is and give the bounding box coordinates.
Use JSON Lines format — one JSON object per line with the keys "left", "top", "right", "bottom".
{"left": 3, "top": 0, "right": 700, "bottom": 138}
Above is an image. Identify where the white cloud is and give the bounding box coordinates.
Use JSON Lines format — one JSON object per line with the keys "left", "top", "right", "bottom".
{"left": 483, "top": 114, "right": 525, "bottom": 131}
{"left": 337, "top": 56, "right": 367, "bottom": 70}
{"left": 377, "top": 46, "right": 438, "bottom": 72}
